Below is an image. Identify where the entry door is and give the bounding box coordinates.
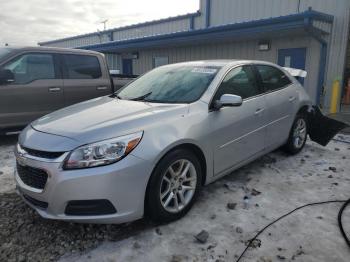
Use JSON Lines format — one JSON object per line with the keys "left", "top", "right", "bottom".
{"left": 0, "top": 53, "right": 64, "bottom": 129}
{"left": 278, "top": 48, "right": 306, "bottom": 84}
{"left": 122, "top": 59, "right": 133, "bottom": 75}
{"left": 208, "top": 66, "right": 267, "bottom": 175}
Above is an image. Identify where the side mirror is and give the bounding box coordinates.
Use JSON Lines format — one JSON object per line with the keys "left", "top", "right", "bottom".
{"left": 213, "top": 94, "right": 243, "bottom": 110}
{"left": 0, "top": 69, "right": 14, "bottom": 85}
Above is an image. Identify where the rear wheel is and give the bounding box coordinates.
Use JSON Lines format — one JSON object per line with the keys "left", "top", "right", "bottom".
{"left": 283, "top": 113, "right": 308, "bottom": 155}
{"left": 145, "top": 149, "right": 202, "bottom": 223}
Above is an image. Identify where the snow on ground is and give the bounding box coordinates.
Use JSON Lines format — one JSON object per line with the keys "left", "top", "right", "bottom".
{"left": 0, "top": 135, "right": 16, "bottom": 194}
{"left": 0, "top": 134, "right": 350, "bottom": 262}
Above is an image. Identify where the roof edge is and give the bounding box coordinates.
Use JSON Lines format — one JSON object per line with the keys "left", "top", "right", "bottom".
{"left": 79, "top": 9, "right": 334, "bottom": 52}
{"left": 38, "top": 11, "right": 201, "bottom": 45}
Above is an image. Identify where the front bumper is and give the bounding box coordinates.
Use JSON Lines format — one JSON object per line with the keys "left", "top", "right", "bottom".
{"left": 14, "top": 152, "right": 153, "bottom": 224}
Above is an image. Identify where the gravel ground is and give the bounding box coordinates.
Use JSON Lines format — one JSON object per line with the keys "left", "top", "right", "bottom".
{"left": 0, "top": 134, "right": 350, "bottom": 262}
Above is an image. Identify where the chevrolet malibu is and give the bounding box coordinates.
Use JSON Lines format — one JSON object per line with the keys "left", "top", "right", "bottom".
{"left": 15, "top": 60, "right": 337, "bottom": 224}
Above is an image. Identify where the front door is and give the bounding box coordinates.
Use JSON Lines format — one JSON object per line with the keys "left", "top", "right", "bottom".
{"left": 0, "top": 53, "right": 64, "bottom": 129}
{"left": 122, "top": 59, "right": 133, "bottom": 75}
{"left": 278, "top": 48, "right": 306, "bottom": 84}
{"left": 208, "top": 65, "right": 267, "bottom": 175}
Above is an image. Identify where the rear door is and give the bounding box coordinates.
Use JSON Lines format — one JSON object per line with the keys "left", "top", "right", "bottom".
{"left": 254, "top": 64, "right": 298, "bottom": 149}
{"left": 61, "top": 54, "right": 111, "bottom": 106}
{"left": 0, "top": 52, "right": 64, "bottom": 129}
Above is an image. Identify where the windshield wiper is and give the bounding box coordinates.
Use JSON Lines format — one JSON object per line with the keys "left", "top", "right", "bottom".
{"left": 128, "top": 92, "right": 152, "bottom": 101}
{"left": 110, "top": 93, "right": 122, "bottom": 99}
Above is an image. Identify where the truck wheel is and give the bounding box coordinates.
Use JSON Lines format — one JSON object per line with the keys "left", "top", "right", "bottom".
{"left": 145, "top": 149, "right": 202, "bottom": 223}
{"left": 283, "top": 113, "right": 308, "bottom": 155}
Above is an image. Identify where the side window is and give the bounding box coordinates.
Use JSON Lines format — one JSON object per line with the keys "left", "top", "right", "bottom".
{"left": 4, "top": 53, "right": 55, "bottom": 84}
{"left": 213, "top": 66, "right": 260, "bottom": 101}
{"left": 256, "top": 65, "right": 292, "bottom": 92}
{"left": 63, "top": 55, "right": 102, "bottom": 79}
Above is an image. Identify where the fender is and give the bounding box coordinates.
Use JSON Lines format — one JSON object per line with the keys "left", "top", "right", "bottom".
{"left": 307, "top": 106, "right": 349, "bottom": 146}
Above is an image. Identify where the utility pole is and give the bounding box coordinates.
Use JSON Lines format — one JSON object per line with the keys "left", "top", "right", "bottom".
{"left": 101, "top": 19, "right": 108, "bottom": 31}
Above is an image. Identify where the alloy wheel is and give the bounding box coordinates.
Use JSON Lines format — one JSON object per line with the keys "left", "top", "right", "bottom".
{"left": 159, "top": 159, "right": 197, "bottom": 213}
{"left": 293, "top": 118, "right": 307, "bottom": 149}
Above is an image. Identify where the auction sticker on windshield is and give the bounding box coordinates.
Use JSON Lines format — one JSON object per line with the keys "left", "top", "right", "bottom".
{"left": 191, "top": 68, "right": 218, "bottom": 74}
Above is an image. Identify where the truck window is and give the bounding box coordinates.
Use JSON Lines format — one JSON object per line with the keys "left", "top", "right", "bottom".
{"left": 3, "top": 53, "right": 55, "bottom": 84}
{"left": 63, "top": 55, "right": 102, "bottom": 79}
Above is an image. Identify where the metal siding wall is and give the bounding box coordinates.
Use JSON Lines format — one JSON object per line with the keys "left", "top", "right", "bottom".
{"left": 209, "top": 0, "right": 350, "bottom": 108}
{"left": 40, "top": 0, "right": 350, "bottom": 108}
{"left": 132, "top": 35, "right": 320, "bottom": 103}
{"left": 112, "top": 18, "right": 189, "bottom": 41}
{"left": 300, "top": 0, "right": 350, "bottom": 107}
{"left": 312, "top": 20, "right": 332, "bottom": 33}
{"left": 41, "top": 18, "right": 190, "bottom": 48}
{"left": 210, "top": 0, "right": 299, "bottom": 26}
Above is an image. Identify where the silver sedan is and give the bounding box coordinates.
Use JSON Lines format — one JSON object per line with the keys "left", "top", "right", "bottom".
{"left": 14, "top": 60, "right": 334, "bottom": 224}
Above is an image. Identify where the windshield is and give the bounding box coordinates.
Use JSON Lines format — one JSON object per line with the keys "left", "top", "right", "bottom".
{"left": 117, "top": 65, "right": 221, "bottom": 103}
{"left": 0, "top": 48, "right": 13, "bottom": 61}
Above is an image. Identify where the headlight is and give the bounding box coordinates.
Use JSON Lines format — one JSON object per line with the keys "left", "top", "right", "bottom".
{"left": 63, "top": 131, "right": 143, "bottom": 170}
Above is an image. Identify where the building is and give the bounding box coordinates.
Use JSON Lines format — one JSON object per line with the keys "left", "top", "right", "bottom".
{"left": 39, "top": 0, "right": 350, "bottom": 112}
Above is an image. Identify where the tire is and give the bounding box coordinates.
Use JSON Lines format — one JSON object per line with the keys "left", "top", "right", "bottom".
{"left": 145, "top": 148, "right": 202, "bottom": 223}
{"left": 283, "top": 113, "right": 308, "bottom": 155}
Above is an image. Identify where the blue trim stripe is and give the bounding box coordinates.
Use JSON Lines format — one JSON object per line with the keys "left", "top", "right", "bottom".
{"left": 39, "top": 11, "right": 201, "bottom": 46}
{"left": 78, "top": 10, "right": 333, "bottom": 53}
{"left": 206, "top": 0, "right": 211, "bottom": 28}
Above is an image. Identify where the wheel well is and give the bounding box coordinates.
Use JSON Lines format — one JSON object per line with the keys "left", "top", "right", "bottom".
{"left": 161, "top": 143, "right": 207, "bottom": 186}
{"left": 297, "top": 105, "right": 309, "bottom": 116}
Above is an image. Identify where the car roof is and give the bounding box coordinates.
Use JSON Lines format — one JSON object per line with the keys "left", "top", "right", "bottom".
{"left": 162, "top": 59, "right": 279, "bottom": 68}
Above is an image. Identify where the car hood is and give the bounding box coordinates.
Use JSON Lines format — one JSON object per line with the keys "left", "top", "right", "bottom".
{"left": 31, "top": 96, "right": 189, "bottom": 146}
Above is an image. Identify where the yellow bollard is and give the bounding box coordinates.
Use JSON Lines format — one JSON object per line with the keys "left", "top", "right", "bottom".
{"left": 330, "top": 79, "right": 340, "bottom": 114}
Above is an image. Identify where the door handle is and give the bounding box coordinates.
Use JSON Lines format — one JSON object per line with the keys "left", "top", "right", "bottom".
{"left": 255, "top": 108, "right": 264, "bottom": 115}
{"left": 96, "top": 86, "right": 108, "bottom": 91}
{"left": 289, "top": 96, "right": 296, "bottom": 102}
{"left": 48, "top": 87, "right": 61, "bottom": 92}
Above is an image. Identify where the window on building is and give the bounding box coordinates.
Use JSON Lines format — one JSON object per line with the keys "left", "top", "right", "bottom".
{"left": 4, "top": 53, "right": 55, "bottom": 84}
{"left": 63, "top": 54, "right": 102, "bottom": 79}
{"left": 105, "top": 53, "right": 119, "bottom": 71}
{"left": 153, "top": 56, "right": 169, "bottom": 68}
{"left": 256, "top": 65, "right": 292, "bottom": 92}
{"left": 213, "top": 66, "right": 260, "bottom": 101}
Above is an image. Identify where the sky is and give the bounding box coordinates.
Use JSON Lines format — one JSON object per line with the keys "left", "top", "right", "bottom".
{"left": 0, "top": 0, "right": 199, "bottom": 46}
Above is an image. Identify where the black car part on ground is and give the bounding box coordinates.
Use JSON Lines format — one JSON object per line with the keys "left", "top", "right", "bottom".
{"left": 236, "top": 198, "right": 350, "bottom": 262}
{"left": 307, "top": 106, "right": 349, "bottom": 146}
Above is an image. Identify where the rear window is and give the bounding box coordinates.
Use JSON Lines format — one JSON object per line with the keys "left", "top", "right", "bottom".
{"left": 256, "top": 65, "right": 292, "bottom": 92}
{"left": 63, "top": 54, "right": 102, "bottom": 79}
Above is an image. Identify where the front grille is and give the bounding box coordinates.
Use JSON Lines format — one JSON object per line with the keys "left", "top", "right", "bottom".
{"left": 22, "top": 146, "right": 64, "bottom": 159}
{"left": 16, "top": 163, "right": 48, "bottom": 190}
{"left": 23, "top": 194, "right": 48, "bottom": 209}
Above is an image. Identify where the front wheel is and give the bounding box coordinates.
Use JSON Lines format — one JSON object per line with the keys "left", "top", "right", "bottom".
{"left": 283, "top": 113, "right": 308, "bottom": 155}
{"left": 145, "top": 149, "right": 202, "bottom": 223}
